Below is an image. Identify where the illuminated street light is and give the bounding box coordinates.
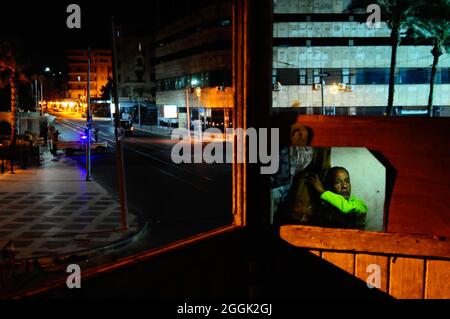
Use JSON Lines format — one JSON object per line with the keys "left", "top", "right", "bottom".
{"left": 330, "top": 83, "right": 339, "bottom": 95}
{"left": 44, "top": 67, "right": 51, "bottom": 72}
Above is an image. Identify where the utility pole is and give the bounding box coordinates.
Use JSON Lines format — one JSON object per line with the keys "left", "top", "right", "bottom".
{"left": 40, "top": 77, "right": 43, "bottom": 108}
{"left": 86, "top": 46, "right": 92, "bottom": 181}
{"left": 111, "top": 17, "right": 129, "bottom": 230}
{"left": 34, "top": 79, "right": 39, "bottom": 112}
{"left": 321, "top": 76, "right": 325, "bottom": 115}
{"left": 318, "top": 73, "right": 329, "bottom": 115}
{"left": 137, "top": 96, "right": 141, "bottom": 127}
{"left": 185, "top": 88, "right": 191, "bottom": 139}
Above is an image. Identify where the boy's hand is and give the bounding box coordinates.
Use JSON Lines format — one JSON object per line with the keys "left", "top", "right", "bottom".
{"left": 305, "top": 173, "right": 325, "bottom": 195}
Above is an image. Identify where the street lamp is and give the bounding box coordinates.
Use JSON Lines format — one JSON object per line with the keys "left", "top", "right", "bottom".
{"left": 86, "top": 46, "right": 92, "bottom": 182}
{"left": 195, "top": 87, "right": 206, "bottom": 132}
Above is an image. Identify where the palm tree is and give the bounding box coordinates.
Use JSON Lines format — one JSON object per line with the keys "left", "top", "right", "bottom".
{"left": 407, "top": 0, "right": 450, "bottom": 117}
{"left": 347, "top": 0, "right": 425, "bottom": 116}
{"left": 0, "top": 43, "right": 18, "bottom": 146}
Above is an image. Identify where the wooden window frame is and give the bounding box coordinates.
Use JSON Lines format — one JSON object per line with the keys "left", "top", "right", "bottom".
{"left": 11, "top": 0, "right": 254, "bottom": 298}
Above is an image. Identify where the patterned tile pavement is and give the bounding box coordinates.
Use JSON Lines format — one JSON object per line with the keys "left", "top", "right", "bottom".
{"left": 0, "top": 191, "right": 140, "bottom": 259}
{"left": 0, "top": 150, "right": 142, "bottom": 260}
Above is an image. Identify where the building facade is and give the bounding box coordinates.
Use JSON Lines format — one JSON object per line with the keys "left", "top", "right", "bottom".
{"left": 115, "top": 25, "right": 156, "bottom": 123}
{"left": 154, "top": 0, "right": 233, "bottom": 130}
{"left": 66, "top": 49, "right": 112, "bottom": 100}
{"left": 272, "top": 0, "right": 450, "bottom": 116}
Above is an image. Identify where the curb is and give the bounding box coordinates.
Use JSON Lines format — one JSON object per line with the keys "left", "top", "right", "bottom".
{"left": 6, "top": 218, "right": 149, "bottom": 272}
{"left": 134, "top": 126, "right": 174, "bottom": 137}
{"left": 34, "top": 220, "right": 150, "bottom": 270}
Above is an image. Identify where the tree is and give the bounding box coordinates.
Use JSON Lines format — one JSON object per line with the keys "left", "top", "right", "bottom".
{"left": 0, "top": 43, "right": 19, "bottom": 146}
{"left": 347, "top": 0, "right": 425, "bottom": 116}
{"left": 407, "top": 0, "right": 450, "bottom": 116}
{"left": 100, "top": 77, "right": 114, "bottom": 100}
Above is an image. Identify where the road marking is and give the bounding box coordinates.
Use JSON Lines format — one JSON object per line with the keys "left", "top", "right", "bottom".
{"left": 57, "top": 119, "right": 209, "bottom": 192}
{"left": 58, "top": 119, "right": 217, "bottom": 184}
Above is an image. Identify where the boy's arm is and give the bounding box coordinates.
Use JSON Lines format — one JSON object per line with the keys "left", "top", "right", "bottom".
{"left": 320, "top": 191, "right": 368, "bottom": 214}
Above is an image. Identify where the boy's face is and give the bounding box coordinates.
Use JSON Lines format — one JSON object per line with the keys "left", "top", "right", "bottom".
{"left": 331, "top": 169, "right": 351, "bottom": 200}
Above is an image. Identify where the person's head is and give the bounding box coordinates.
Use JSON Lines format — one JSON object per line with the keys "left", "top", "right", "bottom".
{"left": 290, "top": 123, "right": 311, "bottom": 146}
{"left": 324, "top": 167, "right": 351, "bottom": 200}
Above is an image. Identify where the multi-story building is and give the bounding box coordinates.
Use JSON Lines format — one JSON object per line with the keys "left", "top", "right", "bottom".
{"left": 66, "top": 49, "right": 112, "bottom": 100}
{"left": 154, "top": 0, "right": 233, "bottom": 130}
{"left": 115, "top": 24, "right": 156, "bottom": 123}
{"left": 272, "top": 0, "right": 450, "bottom": 116}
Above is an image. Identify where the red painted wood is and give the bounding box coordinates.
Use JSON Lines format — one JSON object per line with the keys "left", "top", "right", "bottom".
{"left": 296, "top": 115, "right": 450, "bottom": 237}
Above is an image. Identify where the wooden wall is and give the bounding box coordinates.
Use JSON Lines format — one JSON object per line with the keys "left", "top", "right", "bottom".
{"left": 296, "top": 115, "right": 450, "bottom": 237}
{"left": 307, "top": 250, "right": 450, "bottom": 299}
{"left": 281, "top": 225, "right": 450, "bottom": 299}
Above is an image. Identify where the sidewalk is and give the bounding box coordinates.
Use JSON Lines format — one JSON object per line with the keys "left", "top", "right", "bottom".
{"left": 135, "top": 124, "right": 175, "bottom": 137}
{"left": 0, "top": 148, "right": 144, "bottom": 263}
{"left": 135, "top": 124, "right": 230, "bottom": 142}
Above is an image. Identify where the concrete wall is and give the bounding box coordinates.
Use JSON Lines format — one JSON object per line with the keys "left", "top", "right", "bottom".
{"left": 67, "top": 50, "right": 112, "bottom": 99}
{"left": 274, "top": 22, "right": 392, "bottom": 38}
{"left": 272, "top": 84, "right": 450, "bottom": 108}
{"left": 156, "top": 27, "right": 231, "bottom": 59}
{"left": 117, "top": 35, "right": 155, "bottom": 102}
{"left": 155, "top": 50, "right": 231, "bottom": 79}
{"left": 273, "top": 46, "right": 450, "bottom": 69}
{"left": 156, "top": 87, "right": 234, "bottom": 109}
{"left": 18, "top": 112, "right": 41, "bottom": 135}
{"left": 0, "top": 112, "right": 11, "bottom": 124}
{"left": 274, "top": 0, "right": 353, "bottom": 14}
{"left": 155, "top": 2, "right": 232, "bottom": 42}
{"left": 330, "top": 147, "right": 386, "bottom": 232}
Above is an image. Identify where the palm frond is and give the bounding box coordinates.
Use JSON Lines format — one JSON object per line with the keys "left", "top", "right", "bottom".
{"left": 345, "top": 0, "right": 374, "bottom": 14}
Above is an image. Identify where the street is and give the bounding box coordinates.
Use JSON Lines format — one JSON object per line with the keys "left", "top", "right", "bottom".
{"left": 54, "top": 115, "right": 233, "bottom": 247}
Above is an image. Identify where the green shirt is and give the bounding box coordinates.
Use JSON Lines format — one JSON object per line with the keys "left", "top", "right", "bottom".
{"left": 320, "top": 191, "right": 368, "bottom": 214}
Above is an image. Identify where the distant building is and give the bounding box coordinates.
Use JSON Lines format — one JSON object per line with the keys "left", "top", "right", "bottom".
{"left": 66, "top": 49, "right": 112, "bottom": 100}
{"left": 115, "top": 24, "right": 156, "bottom": 123}
{"left": 154, "top": 0, "right": 233, "bottom": 130}
{"left": 272, "top": 0, "right": 450, "bottom": 116}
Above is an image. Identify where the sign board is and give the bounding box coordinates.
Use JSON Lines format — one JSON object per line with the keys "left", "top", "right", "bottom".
{"left": 164, "top": 105, "right": 178, "bottom": 119}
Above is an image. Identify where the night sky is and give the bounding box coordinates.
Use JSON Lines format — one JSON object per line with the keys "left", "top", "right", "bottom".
{"left": 0, "top": 1, "right": 157, "bottom": 73}
{"left": 1, "top": 0, "right": 222, "bottom": 75}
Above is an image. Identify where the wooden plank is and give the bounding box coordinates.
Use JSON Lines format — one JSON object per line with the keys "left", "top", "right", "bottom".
{"left": 280, "top": 225, "right": 450, "bottom": 259}
{"left": 355, "top": 254, "right": 389, "bottom": 293}
{"left": 322, "top": 251, "right": 354, "bottom": 275}
{"left": 309, "top": 250, "right": 321, "bottom": 257}
{"left": 296, "top": 115, "right": 450, "bottom": 237}
{"left": 425, "top": 260, "right": 450, "bottom": 299}
{"left": 389, "top": 257, "right": 424, "bottom": 299}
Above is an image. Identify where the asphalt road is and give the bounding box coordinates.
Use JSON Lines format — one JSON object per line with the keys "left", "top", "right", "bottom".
{"left": 54, "top": 117, "right": 233, "bottom": 246}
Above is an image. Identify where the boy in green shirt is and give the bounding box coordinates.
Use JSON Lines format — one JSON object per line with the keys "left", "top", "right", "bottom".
{"left": 306, "top": 167, "right": 367, "bottom": 229}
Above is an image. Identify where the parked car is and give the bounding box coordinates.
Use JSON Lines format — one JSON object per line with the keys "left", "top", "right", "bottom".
{"left": 60, "top": 138, "right": 108, "bottom": 155}
{"left": 120, "top": 120, "right": 134, "bottom": 136}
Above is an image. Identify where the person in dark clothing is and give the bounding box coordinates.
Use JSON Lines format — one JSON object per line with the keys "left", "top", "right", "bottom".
{"left": 94, "top": 128, "right": 99, "bottom": 142}
{"left": 273, "top": 147, "right": 331, "bottom": 227}
{"left": 51, "top": 129, "right": 60, "bottom": 157}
